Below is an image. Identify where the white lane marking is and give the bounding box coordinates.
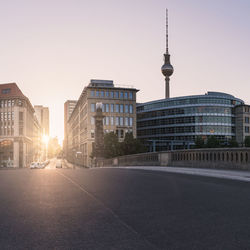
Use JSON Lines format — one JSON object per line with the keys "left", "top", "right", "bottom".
{"left": 56, "top": 170, "right": 159, "bottom": 250}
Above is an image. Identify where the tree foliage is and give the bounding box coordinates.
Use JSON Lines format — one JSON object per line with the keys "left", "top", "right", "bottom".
{"left": 103, "top": 132, "right": 147, "bottom": 158}
{"left": 244, "top": 136, "right": 250, "bottom": 147}
{"left": 228, "top": 139, "right": 239, "bottom": 148}
{"left": 103, "top": 132, "right": 120, "bottom": 158}
{"left": 205, "top": 136, "right": 220, "bottom": 148}
{"left": 194, "top": 136, "right": 204, "bottom": 148}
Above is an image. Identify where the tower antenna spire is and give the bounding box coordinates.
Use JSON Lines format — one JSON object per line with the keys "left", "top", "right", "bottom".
{"left": 166, "top": 8, "right": 169, "bottom": 54}
{"left": 161, "top": 8, "right": 174, "bottom": 99}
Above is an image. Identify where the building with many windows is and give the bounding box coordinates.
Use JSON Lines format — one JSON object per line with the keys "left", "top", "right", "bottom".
{"left": 137, "top": 92, "right": 244, "bottom": 151}
{"left": 0, "top": 83, "right": 42, "bottom": 167}
{"left": 63, "top": 100, "right": 77, "bottom": 156}
{"left": 235, "top": 104, "right": 250, "bottom": 146}
{"left": 34, "top": 105, "right": 50, "bottom": 136}
{"left": 66, "top": 79, "right": 138, "bottom": 167}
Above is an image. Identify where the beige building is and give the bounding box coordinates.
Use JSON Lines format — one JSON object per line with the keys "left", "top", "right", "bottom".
{"left": 66, "top": 79, "right": 138, "bottom": 167}
{"left": 63, "top": 100, "right": 77, "bottom": 156}
{"left": 34, "top": 105, "right": 49, "bottom": 136}
{"left": 235, "top": 104, "right": 250, "bottom": 146}
{"left": 0, "top": 83, "right": 42, "bottom": 167}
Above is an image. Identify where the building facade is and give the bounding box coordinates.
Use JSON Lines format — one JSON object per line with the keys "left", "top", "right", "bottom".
{"left": 137, "top": 92, "right": 244, "bottom": 151}
{"left": 0, "top": 83, "right": 42, "bottom": 167}
{"left": 34, "top": 105, "right": 49, "bottom": 136}
{"left": 66, "top": 79, "right": 138, "bottom": 167}
{"left": 235, "top": 104, "right": 250, "bottom": 146}
{"left": 63, "top": 100, "right": 77, "bottom": 156}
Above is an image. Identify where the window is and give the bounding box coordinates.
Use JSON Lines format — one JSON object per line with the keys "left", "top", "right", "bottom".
{"left": 115, "top": 117, "right": 119, "bottom": 125}
{"left": 96, "top": 91, "right": 99, "bottom": 97}
{"left": 19, "top": 127, "right": 23, "bottom": 135}
{"left": 124, "top": 92, "right": 128, "bottom": 99}
{"left": 91, "top": 90, "right": 95, "bottom": 97}
{"left": 91, "top": 130, "right": 95, "bottom": 138}
{"left": 245, "top": 126, "right": 249, "bottom": 133}
{"left": 115, "top": 104, "right": 119, "bottom": 113}
{"left": 245, "top": 117, "right": 249, "bottom": 124}
{"left": 101, "top": 91, "right": 104, "bottom": 97}
{"left": 115, "top": 92, "right": 119, "bottom": 98}
{"left": 120, "top": 92, "right": 124, "bottom": 99}
{"left": 129, "top": 92, "right": 133, "bottom": 99}
{"left": 105, "top": 104, "right": 109, "bottom": 112}
{"left": 2, "top": 88, "right": 10, "bottom": 94}
{"left": 125, "top": 105, "right": 129, "bottom": 113}
{"left": 125, "top": 117, "right": 129, "bottom": 126}
{"left": 19, "top": 112, "right": 23, "bottom": 121}
{"left": 105, "top": 91, "right": 109, "bottom": 98}
{"left": 110, "top": 117, "right": 114, "bottom": 125}
{"left": 110, "top": 92, "right": 114, "bottom": 98}
{"left": 91, "top": 117, "right": 95, "bottom": 125}
{"left": 120, "top": 117, "right": 124, "bottom": 126}
{"left": 111, "top": 104, "right": 114, "bottom": 113}
{"left": 91, "top": 104, "right": 96, "bottom": 112}
{"left": 129, "top": 104, "right": 133, "bottom": 114}
{"left": 120, "top": 104, "right": 124, "bottom": 113}
{"left": 105, "top": 116, "right": 109, "bottom": 125}
{"left": 129, "top": 117, "right": 133, "bottom": 126}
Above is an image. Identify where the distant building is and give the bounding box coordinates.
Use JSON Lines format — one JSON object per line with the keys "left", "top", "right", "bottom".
{"left": 235, "top": 104, "right": 250, "bottom": 146}
{"left": 34, "top": 105, "right": 49, "bottom": 136}
{"left": 0, "top": 83, "right": 42, "bottom": 167}
{"left": 63, "top": 100, "right": 77, "bottom": 156}
{"left": 137, "top": 92, "right": 244, "bottom": 151}
{"left": 66, "top": 79, "right": 138, "bottom": 167}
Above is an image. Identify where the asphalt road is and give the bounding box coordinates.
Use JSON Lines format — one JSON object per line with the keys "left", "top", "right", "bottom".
{"left": 1, "top": 165, "right": 250, "bottom": 249}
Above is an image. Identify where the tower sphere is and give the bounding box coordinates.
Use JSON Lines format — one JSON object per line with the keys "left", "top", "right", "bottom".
{"left": 161, "top": 61, "right": 174, "bottom": 77}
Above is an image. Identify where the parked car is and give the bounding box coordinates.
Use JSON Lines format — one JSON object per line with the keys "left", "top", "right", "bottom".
{"left": 30, "top": 162, "right": 40, "bottom": 169}
{"left": 56, "top": 160, "right": 62, "bottom": 168}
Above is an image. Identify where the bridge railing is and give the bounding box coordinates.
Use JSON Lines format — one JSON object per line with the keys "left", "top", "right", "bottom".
{"left": 100, "top": 148, "right": 250, "bottom": 170}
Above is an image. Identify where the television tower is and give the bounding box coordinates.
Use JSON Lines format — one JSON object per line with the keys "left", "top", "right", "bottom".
{"left": 161, "top": 9, "right": 174, "bottom": 99}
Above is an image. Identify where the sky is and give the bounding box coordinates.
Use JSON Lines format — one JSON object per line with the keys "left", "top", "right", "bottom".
{"left": 0, "top": 0, "right": 250, "bottom": 144}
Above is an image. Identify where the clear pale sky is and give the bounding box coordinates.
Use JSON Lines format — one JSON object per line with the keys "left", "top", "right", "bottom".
{"left": 0, "top": 0, "right": 250, "bottom": 144}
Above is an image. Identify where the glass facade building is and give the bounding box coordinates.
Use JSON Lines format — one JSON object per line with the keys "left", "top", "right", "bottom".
{"left": 137, "top": 92, "right": 244, "bottom": 151}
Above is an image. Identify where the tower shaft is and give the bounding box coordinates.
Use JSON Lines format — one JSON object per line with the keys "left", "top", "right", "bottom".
{"left": 165, "top": 77, "right": 170, "bottom": 99}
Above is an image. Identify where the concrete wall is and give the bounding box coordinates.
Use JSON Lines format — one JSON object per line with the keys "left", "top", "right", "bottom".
{"left": 100, "top": 148, "right": 250, "bottom": 170}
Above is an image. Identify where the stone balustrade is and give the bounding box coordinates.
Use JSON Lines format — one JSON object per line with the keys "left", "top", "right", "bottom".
{"left": 100, "top": 148, "right": 250, "bottom": 170}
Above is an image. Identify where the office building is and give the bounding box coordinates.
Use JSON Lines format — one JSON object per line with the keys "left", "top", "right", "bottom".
{"left": 137, "top": 92, "right": 244, "bottom": 151}
{"left": 0, "top": 83, "right": 42, "bottom": 167}
{"left": 63, "top": 100, "right": 77, "bottom": 156}
{"left": 34, "top": 105, "right": 49, "bottom": 136}
{"left": 66, "top": 79, "right": 138, "bottom": 167}
{"left": 235, "top": 104, "right": 250, "bottom": 146}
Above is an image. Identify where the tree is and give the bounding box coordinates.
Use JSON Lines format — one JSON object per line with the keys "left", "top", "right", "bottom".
{"left": 103, "top": 132, "right": 120, "bottom": 158}
{"left": 244, "top": 136, "right": 250, "bottom": 147}
{"left": 205, "top": 136, "right": 220, "bottom": 148}
{"left": 120, "top": 132, "right": 147, "bottom": 155}
{"left": 102, "top": 132, "right": 147, "bottom": 158}
{"left": 194, "top": 136, "right": 204, "bottom": 148}
{"left": 228, "top": 139, "right": 239, "bottom": 148}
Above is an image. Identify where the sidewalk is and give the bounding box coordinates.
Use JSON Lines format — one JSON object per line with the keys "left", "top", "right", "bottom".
{"left": 105, "top": 166, "right": 250, "bottom": 183}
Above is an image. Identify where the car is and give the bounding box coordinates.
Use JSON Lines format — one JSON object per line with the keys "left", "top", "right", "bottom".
{"left": 30, "top": 162, "right": 40, "bottom": 169}
{"left": 56, "top": 160, "right": 62, "bottom": 168}
{"left": 39, "top": 162, "right": 46, "bottom": 169}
